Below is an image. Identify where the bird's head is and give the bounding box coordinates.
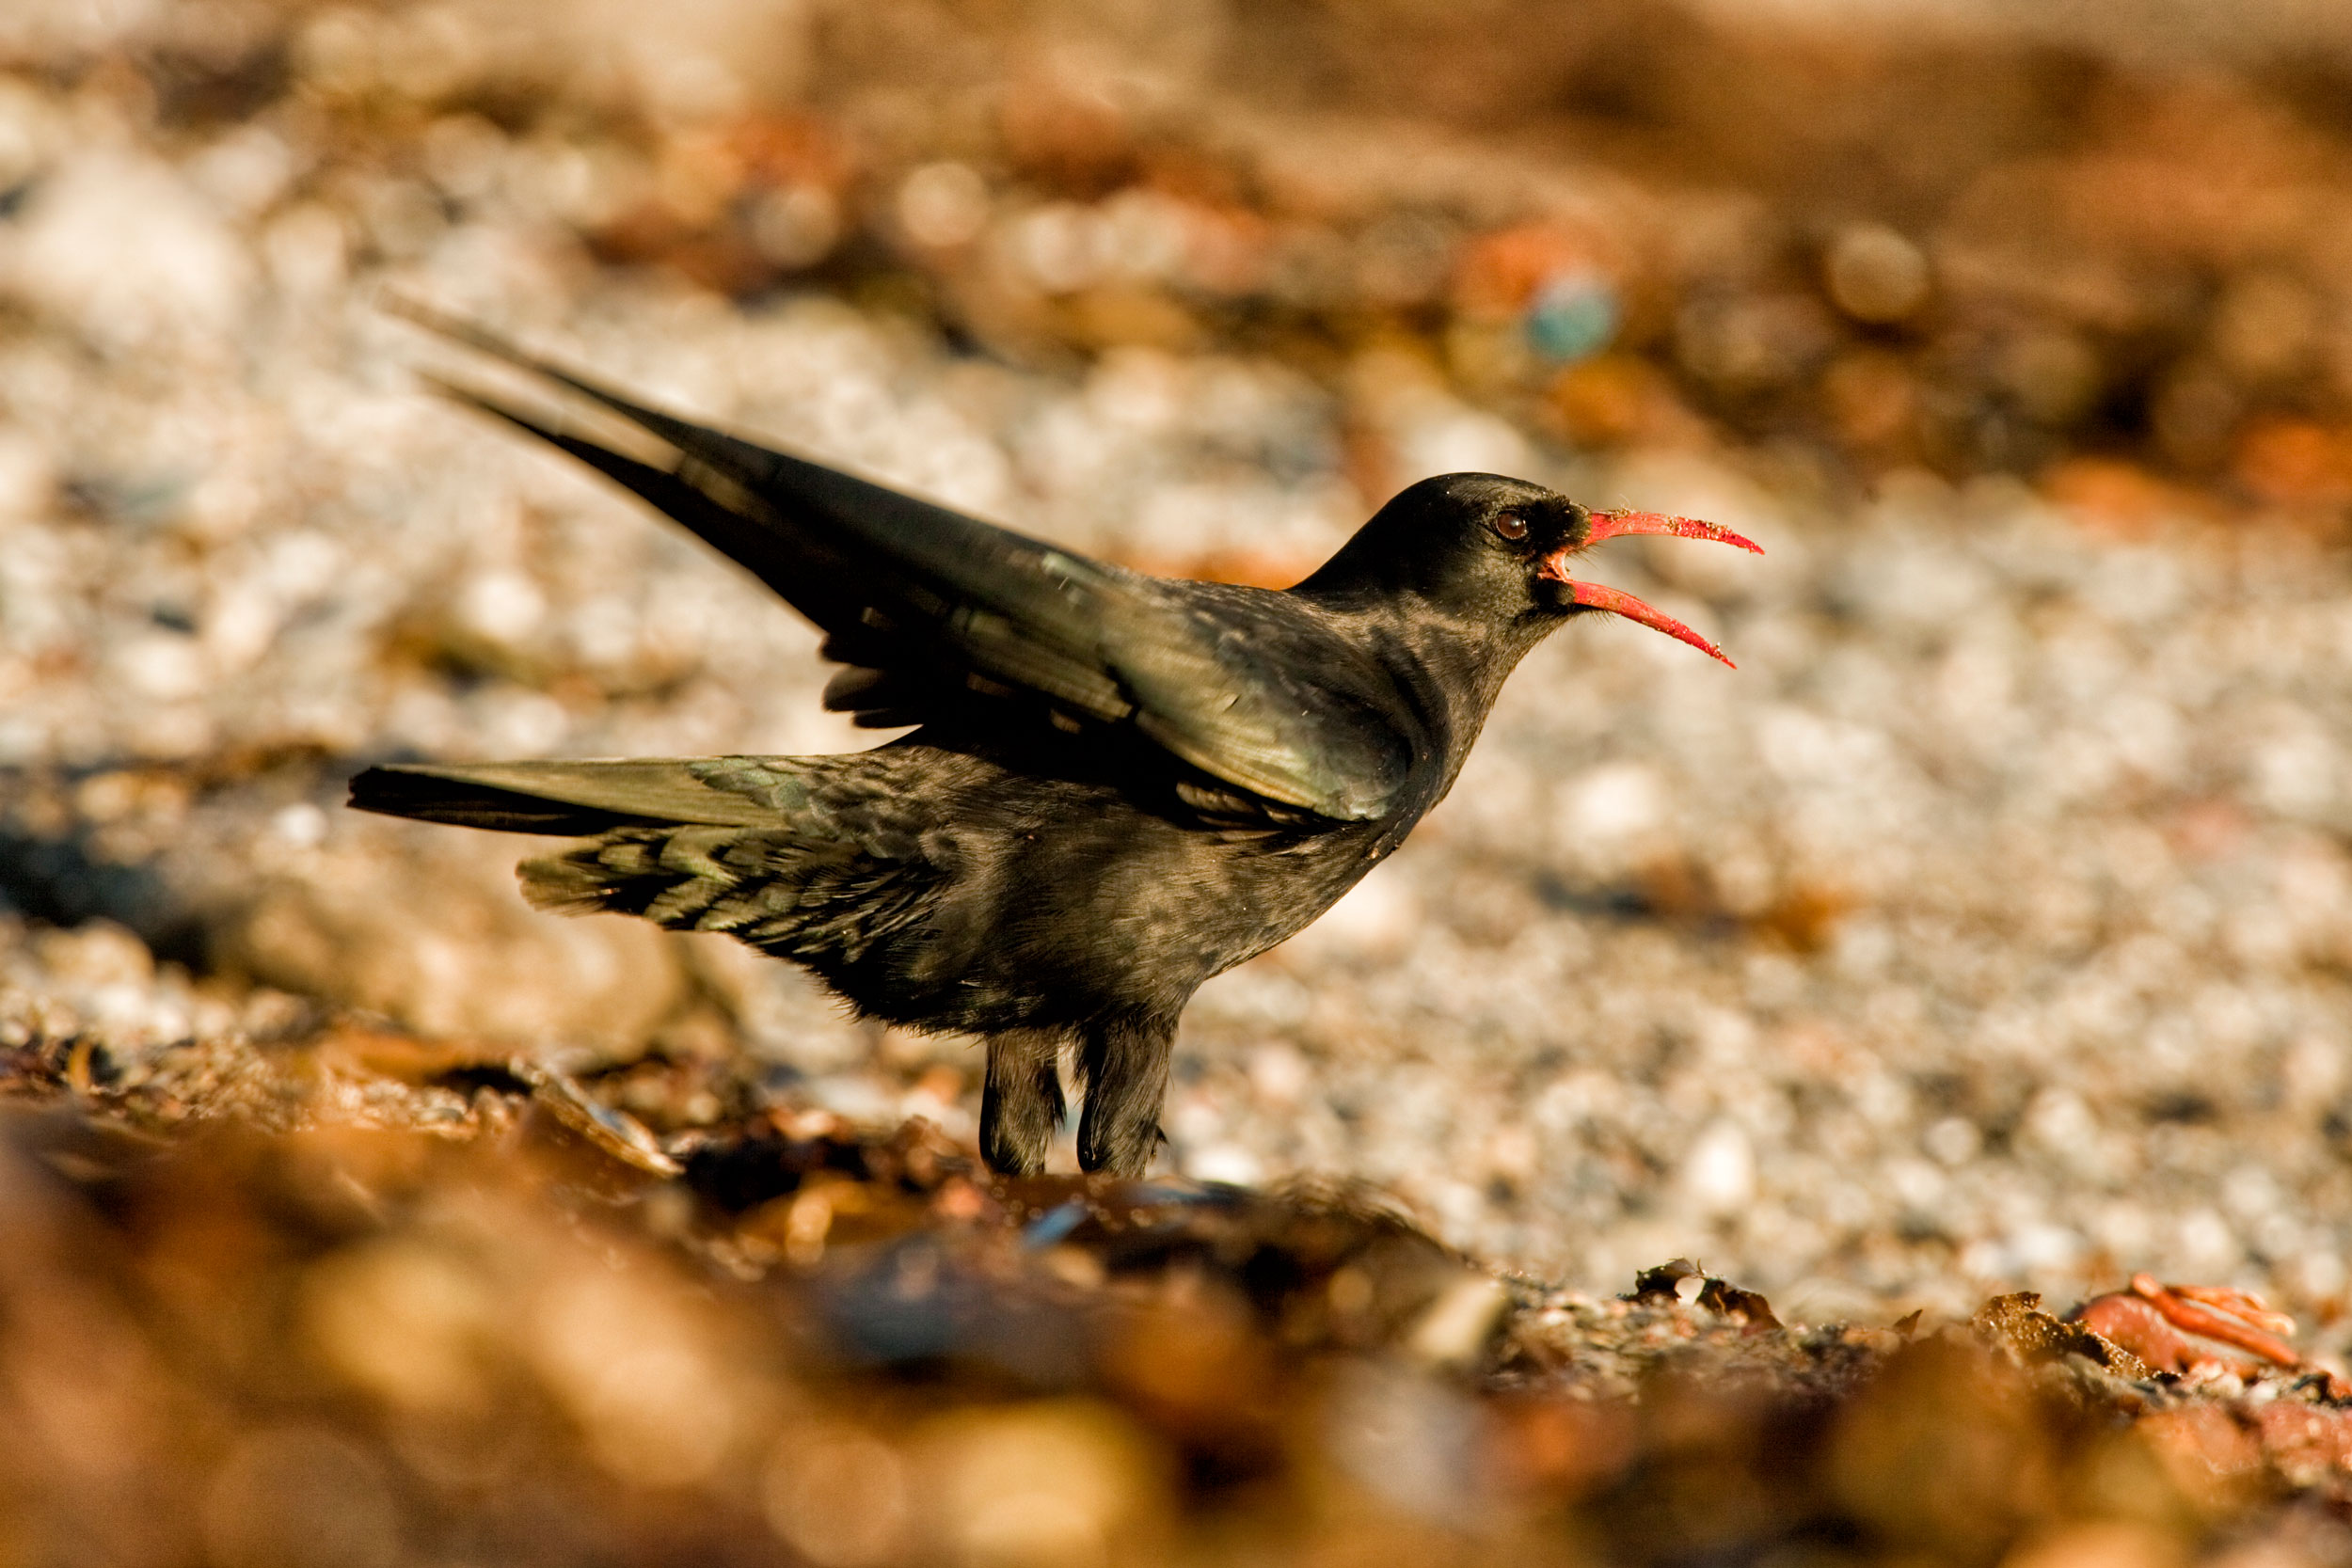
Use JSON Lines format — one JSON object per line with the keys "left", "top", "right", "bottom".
{"left": 1298, "top": 473, "right": 1762, "bottom": 666}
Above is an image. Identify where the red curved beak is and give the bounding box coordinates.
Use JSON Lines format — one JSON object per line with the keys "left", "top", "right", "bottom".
{"left": 1538, "top": 509, "right": 1762, "bottom": 668}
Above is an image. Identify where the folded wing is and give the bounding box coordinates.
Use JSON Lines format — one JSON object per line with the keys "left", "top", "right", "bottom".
{"left": 394, "top": 302, "right": 1409, "bottom": 822}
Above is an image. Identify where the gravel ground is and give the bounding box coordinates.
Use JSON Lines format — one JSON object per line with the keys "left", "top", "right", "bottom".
{"left": 8, "top": 1025, "right": 2352, "bottom": 1568}
{"left": 7, "top": 0, "right": 2352, "bottom": 1367}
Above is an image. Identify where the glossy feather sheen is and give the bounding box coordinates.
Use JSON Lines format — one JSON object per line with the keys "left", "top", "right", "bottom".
{"left": 353, "top": 307, "right": 1750, "bottom": 1177}
{"left": 403, "top": 303, "right": 1410, "bottom": 823}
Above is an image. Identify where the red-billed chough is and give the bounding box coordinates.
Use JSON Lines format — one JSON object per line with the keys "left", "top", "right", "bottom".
{"left": 349, "top": 306, "right": 1760, "bottom": 1178}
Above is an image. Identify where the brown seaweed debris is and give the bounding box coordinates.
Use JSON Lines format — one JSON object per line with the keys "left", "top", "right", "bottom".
{"left": 5, "top": 1050, "right": 2352, "bottom": 1566}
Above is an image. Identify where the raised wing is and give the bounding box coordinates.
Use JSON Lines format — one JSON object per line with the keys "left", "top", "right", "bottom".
{"left": 391, "top": 302, "right": 1411, "bottom": 821}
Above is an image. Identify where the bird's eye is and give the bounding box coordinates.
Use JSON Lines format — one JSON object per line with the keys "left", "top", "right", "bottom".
{"left": 1494, "top": 514, "right": 1529, "bottom": 542}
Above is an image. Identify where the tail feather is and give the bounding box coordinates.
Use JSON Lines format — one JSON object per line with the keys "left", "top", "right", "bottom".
{"left": 520, "top": 826, "right": 931, "bottom": 966}
{"left": 350, "top": 760, "right": 782, "bottom": 834}
{"left": 353, "top": 746, "right": 943, "bottom": 968}
{"left": 515, "top": 844, "right": 641, "bottom": 916}
{"left": 347, "top": 765, "right": 661, "bottom": 835}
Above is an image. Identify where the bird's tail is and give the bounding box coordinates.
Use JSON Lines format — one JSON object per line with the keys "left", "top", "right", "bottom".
{"left": 350, "top": 758, "right": 785, "bottom": 833}
{"left": 518, "top": 825, "right": 930, "bottom": 966}
{"left": 516, "top": 825, "right": 767, "bottom": 921}
{"left": 350, "top": 756, "right": 935, "bottom": 965}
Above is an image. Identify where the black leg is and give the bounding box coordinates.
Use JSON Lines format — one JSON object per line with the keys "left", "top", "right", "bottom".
{"left": 979, "top": 1030, "right": 1064, "bottom": 1176}
{"left": 1075, "top": 1015, "right": 1174, "bottom": 1178}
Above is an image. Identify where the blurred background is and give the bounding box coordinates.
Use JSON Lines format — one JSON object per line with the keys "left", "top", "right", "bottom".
{"left": 8, "top": 0, "right": 2352, "bottom": 1556}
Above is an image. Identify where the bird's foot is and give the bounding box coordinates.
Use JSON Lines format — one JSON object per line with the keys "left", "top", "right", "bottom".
{"left": 2074, "top": 1274, "right": 2300, "bottom": 1377}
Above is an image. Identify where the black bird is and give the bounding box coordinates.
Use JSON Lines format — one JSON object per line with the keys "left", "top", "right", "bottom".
{"left": 350, "top": 306, "right": 1759, "bottom": 1178}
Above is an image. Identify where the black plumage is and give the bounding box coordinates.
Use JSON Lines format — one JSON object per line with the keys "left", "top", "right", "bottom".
{"left": 349, "top": 305, "right": 1759, "bottom": 1177}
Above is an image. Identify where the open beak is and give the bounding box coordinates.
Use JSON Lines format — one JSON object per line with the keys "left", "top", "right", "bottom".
{"left": 1537, "top": 509, "right": 1763, "bottom": 669}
